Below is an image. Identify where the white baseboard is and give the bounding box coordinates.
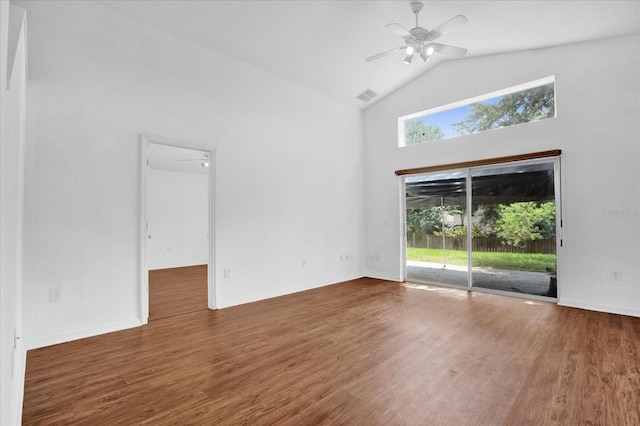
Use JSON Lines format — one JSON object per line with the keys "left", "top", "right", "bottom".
{"left": 298, "top": 273, "right": 367, "bottom": 294}
{"left": 364, "top": 271, "right": 403, "bottom": 282}
{"left": 333, "top": 273, "right": 367, "bottom": 283}
{"left": 217, "top": 273, "right": 367, "bottom": 309}
{"left": 25, "top": 319, "right": 143, "bottom": 350}
{"left": 559, "top": 298, "right": 640, "bottom": 318}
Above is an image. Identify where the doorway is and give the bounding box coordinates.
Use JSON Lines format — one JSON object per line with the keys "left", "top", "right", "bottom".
{"left": 404, "top": 157, "right": 560, "bottom": 300}
{"left": 140, "top": 135, "right": 216, "bottom": 323}
{"left": 148, "top": 265, "right": 208, "bottom": 320}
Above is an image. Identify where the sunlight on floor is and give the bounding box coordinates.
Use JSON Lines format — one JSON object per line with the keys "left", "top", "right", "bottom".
{"left": 402, "top": 282, "right": 469, "bottom": 299}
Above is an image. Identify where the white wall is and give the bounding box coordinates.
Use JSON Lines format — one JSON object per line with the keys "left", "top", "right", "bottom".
{"left": 147, "top": 168, "right": 209, "bottom": 270}
{"left": 18, "top": 0, "right": 637, "bottom": 354}
{"left": 1, "top": 4, "right": 27, "bottom": 424}
{"left": 364, "top": 35, "right": 640, "bottom": 317}
{"left": 18, "top": 0, "right": 364, "bottom": 349}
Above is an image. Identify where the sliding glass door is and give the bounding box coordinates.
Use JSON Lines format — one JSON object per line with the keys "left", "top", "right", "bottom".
{"left": 405, "top": 171, "right": 468, "bottom": 288}
{"left": 404, "top": 159, "right": 559, "bottom": 300}
{"left": 470, "top": 162, "right": 557, "bottom": 298}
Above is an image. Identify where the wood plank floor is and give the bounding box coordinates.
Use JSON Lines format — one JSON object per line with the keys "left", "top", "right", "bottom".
{"left": 149, "top": 265, "right": 208, "bottom": 321}
{"left": 22, "top": 278, "right": 640, "bottom": 425}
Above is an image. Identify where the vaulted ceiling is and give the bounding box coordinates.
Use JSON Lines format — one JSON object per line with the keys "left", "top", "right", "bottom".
{"left": 100, "top": 0, "right": 640, "bottom": 109}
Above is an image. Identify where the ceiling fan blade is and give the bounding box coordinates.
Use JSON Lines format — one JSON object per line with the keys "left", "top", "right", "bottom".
{"left": 385, "top": 23, "right": 413, "bottom": 39}
{"left": 430, "top": 43, "right": 468, "bottom": 58}
{"left": 366, "top": 46, "right": 407, "bottom": 62}
{"left": 425, "top": 15, "right": 468, "bottom": 41}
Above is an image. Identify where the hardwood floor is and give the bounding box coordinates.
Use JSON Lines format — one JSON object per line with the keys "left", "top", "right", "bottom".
{"left": 22, "top": 278, "right": 640, "bottom": 425}
{"left": 149, "top": 265, "right": 208, "bottom": 320}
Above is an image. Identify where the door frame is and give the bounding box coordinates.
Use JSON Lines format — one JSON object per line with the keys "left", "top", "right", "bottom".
{"left": 139, "top": 134, "right": 216, "bottom": 324}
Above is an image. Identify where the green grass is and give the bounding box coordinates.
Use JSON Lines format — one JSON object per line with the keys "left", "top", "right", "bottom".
{"left": 407, "top": 247, "right": 556, "bottom": 273}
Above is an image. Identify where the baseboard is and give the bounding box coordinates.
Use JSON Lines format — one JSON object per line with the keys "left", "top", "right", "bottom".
{"left": 364, "top": 271, "right": 403, "bottom": 282}
{"left": 558, "top": 298, "right": 640, "bottom": 318}
{"left": 332, "top": 273, "right": 366, "bottom": 284}
{"left": 25, "top": 319, "right": 143, "bottom": 350}
{"left": 217, "top": 273, "right": 367, "bottom": 309}
{"left": 304, "top": 273, "right": 367, "bottom": 292}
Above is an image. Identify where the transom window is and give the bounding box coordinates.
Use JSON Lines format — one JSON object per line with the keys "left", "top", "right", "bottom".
{"left": 399, "top": 76, "right": 556, "bottom": 147}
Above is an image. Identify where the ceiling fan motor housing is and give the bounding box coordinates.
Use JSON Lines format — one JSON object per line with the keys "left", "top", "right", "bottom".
{"left": 407, "top": 27, "right": 429, "bottom": 54}
{"left": 410, "top": 27, "right": 429, "bottom": 40}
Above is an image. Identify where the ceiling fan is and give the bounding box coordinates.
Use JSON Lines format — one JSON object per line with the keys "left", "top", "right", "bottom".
{"left": 366, "top": 0, "right": 468, "bottom": 65}
{"left": 178, "top": 153, "right": 209, "bottom": 168}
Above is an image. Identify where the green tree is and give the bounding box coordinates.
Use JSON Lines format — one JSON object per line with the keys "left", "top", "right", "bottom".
{"left": 494, "top": 202, "right": 555, "bottom": 247}
{"left": 425, "top": 205, "right": 465, "bottom": 235}
{"left": 406, "top": 208, "right": 442, "bottom": 247}
{"left": 471, "top": 204, "right": 500, "bottom": 237}
{"left": 453, "top": 84, "right": 555, "bottom": 135}
{"left": 405, "top": 119, "right": 444, "bottom": 145}
{"left": 534, "top": 201, "right": 556, "bottom": 239}
{"left": 406, "top": 208, "right": 441, "bottom": 236}
{"left": 406, "top": 204, "right": 466, "bottom": 242}
{"left": 406, "top": 209, "right": 427, "bottom": 236}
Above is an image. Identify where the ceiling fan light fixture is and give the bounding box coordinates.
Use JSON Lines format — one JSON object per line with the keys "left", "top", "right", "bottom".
{"left": 403, "top": 54, "right": 414, "bottom": 65}
{"left": 420, "top": 46, "right": 435, "bottom": 62}
{"left": 405, "top": 45, "right": 415, "bottom": 56}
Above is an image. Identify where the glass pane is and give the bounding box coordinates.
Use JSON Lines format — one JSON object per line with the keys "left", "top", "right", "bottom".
{"left": 406, "top": 172, "right": 468, "bottom": 288}
{"left": 470, "top": 163, "right": 557, "bottom": 297}
{"left": 400, "top": 78, "right": 555, "bottom": 146}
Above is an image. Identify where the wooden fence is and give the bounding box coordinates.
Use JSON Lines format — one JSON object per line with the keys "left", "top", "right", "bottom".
{"left": 407, "top": 233, "right": 556, "bottom": 254}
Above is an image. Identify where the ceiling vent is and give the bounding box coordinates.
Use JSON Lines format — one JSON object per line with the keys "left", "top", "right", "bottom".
{"left": 356, "top": 89, "right": 377, "bottom": 102}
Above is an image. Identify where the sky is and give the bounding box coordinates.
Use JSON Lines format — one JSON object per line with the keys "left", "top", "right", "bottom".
{"left": 408, "top": 95, "right": 503, "bottom": 140}
{"left": 421, "top": 105, "right": 472, "bottom": 139}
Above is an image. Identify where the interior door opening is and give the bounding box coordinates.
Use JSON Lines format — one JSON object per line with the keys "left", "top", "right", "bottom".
{"left": 404, "top": 158, "right": 560, "bottom": 301}
{"left": 148, "top": 265, "right": 208, "bottom": 321}
{"left": 140, "top": 136, "right": 216, "bottom": 323}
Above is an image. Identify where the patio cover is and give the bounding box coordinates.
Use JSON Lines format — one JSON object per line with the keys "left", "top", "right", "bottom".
{"left": 405, "top": 168, "right": 554, "bottom": 209}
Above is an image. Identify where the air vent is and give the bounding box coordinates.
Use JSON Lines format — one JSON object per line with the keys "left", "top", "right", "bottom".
{"left": 356, "top": 89, "right": 377, "bottom": 102}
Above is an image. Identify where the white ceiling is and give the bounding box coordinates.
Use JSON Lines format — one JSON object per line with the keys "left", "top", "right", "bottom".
{"left": 100, "top": 0, "right": 640, "bottom": 109}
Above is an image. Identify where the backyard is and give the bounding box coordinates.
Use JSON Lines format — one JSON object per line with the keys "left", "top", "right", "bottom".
{"left": 407, "top": 247, "right": 556, "bottom": 273}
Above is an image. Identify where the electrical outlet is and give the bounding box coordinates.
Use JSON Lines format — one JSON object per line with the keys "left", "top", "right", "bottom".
{"left": 610, "top": 269, "right": 621, "bottom": 281}
{"left": 49, "top": 289, "right": 62, "bottom": 303}
{"left": 301, "top": 259, "right": 307, "bottom": 268}
{"left": 223, "top": 269, "right": 231, "bottom": 279}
